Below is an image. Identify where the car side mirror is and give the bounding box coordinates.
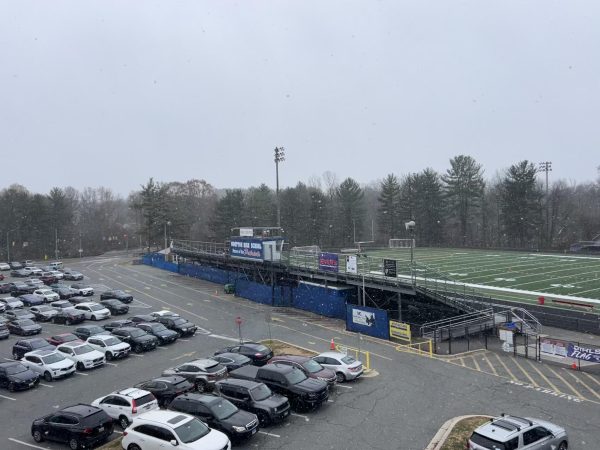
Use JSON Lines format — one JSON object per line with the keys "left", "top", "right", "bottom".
{"left": 170, "top": 439, "right": 178, "bottom": 446}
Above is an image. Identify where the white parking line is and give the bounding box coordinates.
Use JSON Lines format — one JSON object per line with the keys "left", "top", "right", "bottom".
{"left": 290, "top": 413, "right": 310, "bottom": 422}
{"left": 74, "top": 372, "right": 89, "bottom": 376}
{"left": 7, "top": 438, "right": 48, "bottom": 449}
{"left": 0, "top": 393, "right": 16, "bottom": 401}
{"left": 105, "top": 362, "right": 118, "bottom": 366}
{"left": 156, "top": 347, "right": 166, "bottom": 350}
{"left": 178, "top": 339, "right": 190, "bottom": 342}
{"left": 208, "top": 334, "right": 240, "bottom": 343}
{"left": 258, "top": 431, "right": 281, "bottom": 438}
{"left": 113, "top": 430, "right": 123, "bottom": 435}
{"left": 129, "top": 354, "right": 144, "bottom": 358}
{"left": 39, "top": 383, "right": 54, "bottom": 388}
{"left": 327, "top": 399, "right": 334, "bottom": 402}
{"left": 3, "top": 357, "right": 13, "bottom": 361}
{"left": 336, "top": 385, "right": 353, "bottom": 389}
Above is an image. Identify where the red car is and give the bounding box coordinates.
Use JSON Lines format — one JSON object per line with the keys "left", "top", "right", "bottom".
{"left": 46, "top": 332, "right": 83, "bottom": 346}
{"left": 39, "top": 274, "right": 57, "bottom": 285}
{"left": 0, "top": 274, "right": 4, "bottom": 281}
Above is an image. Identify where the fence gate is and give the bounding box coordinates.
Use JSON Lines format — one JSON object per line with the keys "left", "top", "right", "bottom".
{"left": 513, "top": 332, "right": 539, "bottom": 361}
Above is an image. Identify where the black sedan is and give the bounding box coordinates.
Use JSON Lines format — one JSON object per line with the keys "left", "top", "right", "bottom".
{"left": 7, "top": 319, "right": 42, "bottom": 336}
{"left": 136, "top": 322, "right": 179, "bottom": 345}
{"left": 51, "top": 286, "right": 78, "bottom": 299}
{"left": 99, "top": 299, "right": 129, "bottom": 315}
{"left": 0, "top": 362, "right": 39, "bottom": 391}
{"left": 99, "top": 289, "right": 133, "bottom": 303}
{"left": 111, "top": 327, "right": 158, "bottom": 353}
{"left": 29, "top": 305, "right": 58, "bottom": 322}
{"left": 5, "top": 309, "right": 36, "bottom": 322}
{"left": 135, "top": 375, "right": 195, "bottom": 407}
{"left": 129, "top": 314, "right": 157, "bottom": 324}
{"left": 72, "top": 325, "right": 110, "bottom": 340}
{"left": 0, "top": 282, "right": 11, "bottom": 294}
{"left": 10, "top": 283, "right": 36, "bottom": 296}
{"left": 8, "top": 262, "right": 24, "bottom": 270}
{"left": 31, "top": 404, "right": 114, "bottom": 449}
{"left": 52, "top": 308, "right": 86, "bottom": 325}
{"left": 102, "top": 319, "right": 134, "bottom": 332}
{"left": 215, "top": 342, "right": 273, "bottom": 366}
{"left": 168, "top": 393, "right": 259, "bottom": 441}
{"left": 211, "top": 352, "right": 253, "bottom": 372}
{"left": 156, "top": 316, "right": 198, "bottom": 336}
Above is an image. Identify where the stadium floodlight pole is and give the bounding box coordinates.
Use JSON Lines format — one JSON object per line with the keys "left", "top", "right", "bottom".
{"left": 405, "top": 221, "right": 416, "bottom": 286}
{"left": 274, "top": 147, "right": 285, "bottom": 229}
{"left": 539, "top": 161, "right": 552, "bottom": 247}
{"left": 164, "top": 220, "right": 171, "bottom": 253}
{"left": 6, "top": 228, "right": 17, "bottom": 262}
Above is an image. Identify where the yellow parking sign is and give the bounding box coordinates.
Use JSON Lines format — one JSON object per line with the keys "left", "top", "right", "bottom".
{"left": 389, "top": 320, "right": 411, "bottom": 342}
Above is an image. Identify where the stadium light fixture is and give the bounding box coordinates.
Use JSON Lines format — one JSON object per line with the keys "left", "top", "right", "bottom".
{"left": 405, "top": 221, "right": 416, "bottom": 286}
{"left": 274, "top": 147, "right": 286, "bottom": 228}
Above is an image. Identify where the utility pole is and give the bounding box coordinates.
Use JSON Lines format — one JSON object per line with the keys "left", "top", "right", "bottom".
{"left": 6, "top": 228, "right": 17, "bottom": 262}
{"left": 54, "top": 228, "right": 59, "bottom": 260}
{"left": 539, "top": 161, "right": 552, "bottom": 248}
{"left": 274, "top": 147, "right": 285, "bottom": 229}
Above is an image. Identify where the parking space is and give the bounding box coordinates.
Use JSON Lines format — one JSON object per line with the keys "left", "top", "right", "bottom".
{"left": 2, "top": 255, "right": 600, "bottom": 449}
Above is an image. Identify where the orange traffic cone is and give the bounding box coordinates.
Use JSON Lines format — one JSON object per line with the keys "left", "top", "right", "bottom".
{"left": 571, "top": 362, "right": 578, "bottom": 370}
{"left": 330, "top": 338, "right": 336, "bottom": 351}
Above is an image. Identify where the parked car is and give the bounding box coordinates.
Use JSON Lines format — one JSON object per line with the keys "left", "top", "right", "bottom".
{"left": 156, "top": 316, "right": 198, "bottom": 337}
{"left": 99, "top": 289, "right": 133, "bottom": 303}
{"left": 215, "top": 379, "right": 291, "bottom": 426}
{"left": 0, "top": 361, "right": 40, "bottom": 391}
{"left": 99, "top": 299, "right": 129, "bottom": 315}
{"left": 0, "top": 273, "right": 4, "bottom": 281}
{"left": 0, "top": 323, "right": 9, "bottom": 339}
{"left": 29, "top": 305, "right": 59, "bottom": 322}
{"left": 70, "top": 284, "right": 94, "bottom": 296}
{"left": 24, "top": 278, "right": 44, "bottom": 288}
{"left": 11, "top": 269, "right": 31, "bottom": 278}
{"left": 72, "top": 324, "right": 111, "bottom": 341}
{"left": 52, "top": 308, "right": 86, "bottom": 325}
{"left": 63, "top": 270, "right": 84, "bottom": 281}
{"left": 25, "top": 267, "right": 43, "bottom": 276}
{"left": 129, "top": 314, "right": 157, "bottom": 324}
{"left": 312, "top": 352, "right": 364, "bottom": 382}
{"left": 5, "top": 308, "right": 36, "bottom": 322}
{"left": 68, "top": 296, "right": 90, "bottom": 305}
{"left": 0, "top": 282, "right": 11, "bottom": 294}
{"left": 46, "top": 332, "right": 82, "bottom": 347}
{"left": 215, "top": 343, "right": 273, "bottom": 366}
{"left": 0, "top": 296, "right": 24, "bottom": 310}
{"left": 9, "top": 282, "right": 36, "bottom": 296}
{"left": 18, "top": 293, "right": 45, "bottom": 307}
{"left": 0, "top": 262, "right": 10, "bottom": 271}
{"left": 121, "top": 410, "right": 230, "bottom": 450}
{"left": 8, "top": 261, "right": 24, "bottom": 270}
{"left": 168, "top": 393, "right": 259, "bottom": 442}
{"left": 468, "top": 414, "right": 568, "bottom": 450}
{"left": 33, "top": 288, "right": 60, "bottom": 303}
{"left": 49, "top": 270, "right": 64, "bottom": 280}
{"left": 269, "top": 355, "right": 336, "bottom": 388}
{"left": 102, "top": 319, "right": 134, "bottom": 332}
{"left": 162, "top": 359, "right": 228, "bottom": 392}
{"left": 51, "top": 299, "right": 76, "bottom": 310}
{"left": 211, "top": 353, "right": 252, "bottom": 372}
{"left": 150, "top": 309, "right": 180, "bottom": 319}
{"left": 73, "top": 302, "right": 111, "bottom": 321}
{"left": 7, "top": 319, "right": 42, "bottom": 336}
{"left": 92, "top": 388, "right": 159, "bottom": 429}
{"left": 86, "top": 335, "right": 131, "bottom": 360}
{"left": 134, "top": 376, "right": 196, "bottom": 407}
{"left": 13, "top": 337, "right": 55, "bottom": 359}
{"left": 56, "top": 342, "right": 106, "bottom": 370}
{"left": 31, "top": 404, "right": 114, "bottom": 449}
{"left": 48, "top": 261, "right": 64, "bottom": 270}
{"left": 136, "top": 322, "right": 179, "bottom": 345}
{"left": 38, "top": 274, "right": 58, "bottom": 285}
{"left": 111, "top": 327, "right": 159, "bottom": 353}
{"left": 52, "top": 286, "right": 78, "bottom": 299}
{"left": 21, "top": 349, "right": 76, "bottom": 381}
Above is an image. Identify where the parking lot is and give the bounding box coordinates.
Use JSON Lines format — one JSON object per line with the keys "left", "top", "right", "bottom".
{"left": 1, "top": 254, "right": 600, "bottom": 450}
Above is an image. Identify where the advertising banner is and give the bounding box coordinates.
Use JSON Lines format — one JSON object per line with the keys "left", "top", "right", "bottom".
{"left": 346, "top": 255, "right": 357, "bottom": 274}
{"left": 389, "top": 320, "right": 411, "bottom": 341}
{"left": 230, "top": 239, "right": 264, "bottom": 261}
{"left": 319, "top": 252, "right": 339, "bottom": 272}
{"left": 567, "top": 343, "right": 600, "bottom": 363}
{"left": 352, "top": 308, "right": 375, "bottom": 326}
{"left": 239, "top": 228, "right": 254, "bottom": 237}
{"left": 540, "top": 338, "right": 568, "bottom": 358}
{"left": 383, "top": 259, "right": 397, "bottom": 277}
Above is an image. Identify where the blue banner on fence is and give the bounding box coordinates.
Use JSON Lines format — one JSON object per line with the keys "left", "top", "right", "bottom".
{"left": 567, "top": 343, "right": 600, "bottom": 363}
{"left": 230, "top": 239, "right": 264, "bottom": 261}
{"left": 345, "top": 304, "right": 389, "bottom": 339}
{"left": 319, "top": 252, "right": 339, "bottom": 272}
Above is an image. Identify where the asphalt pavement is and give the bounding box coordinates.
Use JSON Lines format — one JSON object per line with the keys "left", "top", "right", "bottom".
{"left": 1, "top": 254, "right": 598, "bottom": 450}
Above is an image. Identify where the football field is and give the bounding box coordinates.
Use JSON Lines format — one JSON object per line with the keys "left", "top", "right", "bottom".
{"left": 364, "top": 247, "right": 600, "bottom": 306}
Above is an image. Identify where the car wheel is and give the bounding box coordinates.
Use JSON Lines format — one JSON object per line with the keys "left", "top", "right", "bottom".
{"left": 134, "top": 344, "right": 143, "bottom": 353}
{"left": 257, "top": 411, "right": 270, "bottom": 426}
{"left": 195, "top": 380, "right": 207, "bottom": 393}
{"left": 106, "top": 352, "right": 113, "bottom": 361}
{"left": 558, "top": 442, "right": 568, "bottom": 450}
{"left": 76, "top": 362, "right": 84, "bottom": 371}
{"left": 43, "top": 371, "right": 53, "bottom": 382}
{"left": 335, "top": 372, "right": 346, "bottom": 383}
{"left": 8, "top": 382, "right": 15, "bottom": 392}
{"left": 128, "top": 445, "right": 142, "bottom": 450}
{"left": 32, "top": 429, "right": 44, "bottom": 442}
{"left": 68, "top": 437, "right": 80, "bottom": 450}
{"left": 91, "top": 315, "right": 97, "bottom": 321}
{"left": 119, "top": 415, "right": 130, "bottom": 429}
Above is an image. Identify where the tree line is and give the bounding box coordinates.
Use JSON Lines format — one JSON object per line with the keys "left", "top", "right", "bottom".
{"left": 1, "top": 155, "right": 599, "bottom": 260}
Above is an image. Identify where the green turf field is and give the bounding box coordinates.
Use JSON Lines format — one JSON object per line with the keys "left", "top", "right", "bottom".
{"left": 364, "top": 247, "right": 600, "bottom": 305}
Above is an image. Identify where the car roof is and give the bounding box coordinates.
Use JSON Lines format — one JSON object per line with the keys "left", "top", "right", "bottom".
{"left": 187, "top": 359, "right": 219, "bottom": 367}
{"left": 216, "top": 352, "right": 249, "bottom": 360}
{"left": 61, "top": 404, "right": 102, "bottom": 417}
{"left": 151, "top": 375, "right": 186, "bottom": 383}
{"left": 60, "top": 341, "right": 88, "bottom": 348}
{"left": 116, "top": 327, "right": 138, "bottom": 332}
{"left": 176, "top": 393, "right": 221, "bottom": 406}
{"left": 317, "top": 352, "right": 348, "bottom": 359}
{"left": 26, "top": 349, "right": 57, "bottom": 357}
{"left": 474, "top": 415, "right": 536, "bottom": 441}
{"left": 76, "top": 302, "right": 98, "bottom": 307}
{"left": 135, "top": 410, "right": 192, "bottom": 427}
{"left": 217, "top": 378, "right": 261, "bottom": 389}
{"left": 115, "top": 387, "right": 151, "bottom": 399}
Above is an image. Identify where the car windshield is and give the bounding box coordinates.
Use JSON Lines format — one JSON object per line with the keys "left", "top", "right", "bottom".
{"left": 286, "top": 369, "right": 308, "bottom": 384}
{"left": 129, "top": 329, "right": 145, "bottom": 337}
{"left": 252, "top": 345, "right": 269, "bottom": 353}
{"left": 151, "top": 324, "right": 167, "bottom": 331}
{"left": 250, "top": 384, "right": 272, "bottom": 401}
{"left": 6, "top": 364, "right": 27, "bottom": 375}
{"left": 210, "top": 398, "right": 238, "bottom": 419}
{"left": 57, "top": 334, "right": 77, "bottom": 342}
{"left": 104, "top": 337, "right": 121, "bottom": 346}
{"left": 42, "top": 353, "right": 64, "bottom": 364}
{"left": 36, "top": 306, "right": 52, "bottom": 312}
{"left": 174, "top": 417, "right": 210, "bottom": 443}
{"left": 302, "top": 359, "right": 324, "bottom": 373}
{"left": 31, "top": 340, "right": 49, "bottom": 349}
{"left": 89, "top": 305, "right": 104, "bottom": 311}
{"left": 19, "top": 319, "right": 35, "bottom": 326}
{"left": 341, "top": 356, "right": 356, "bottom": 365}
{"left": 172, "top": 318, "right": 187, "bottom": 325}
{"left": 74, "top": 345, "right": 94, "bottom": 355}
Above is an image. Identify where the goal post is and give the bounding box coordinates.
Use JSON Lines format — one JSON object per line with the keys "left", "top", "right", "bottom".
{"left": 290, "top": 245, "right": 321, "bottom": 256}
{"left": 389, "top": 238, "right": 415, "bottom": 249}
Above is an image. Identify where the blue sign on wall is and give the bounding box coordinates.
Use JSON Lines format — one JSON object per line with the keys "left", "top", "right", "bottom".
{"left": 230, "top": 239, "right": 264, "bottom": 261}
{"left": 319, "top": 252, "right": 339, "bottom": 272}
{"left": 567, "top": 343, "right": 600, "bottom": 363}
{"left": 345, "top": 304, "right": 390, "bottom": 340}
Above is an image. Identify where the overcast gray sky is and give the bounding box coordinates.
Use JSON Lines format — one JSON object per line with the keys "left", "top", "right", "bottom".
{"left": 2, "top": 1, "right": 599, "bottom": 195}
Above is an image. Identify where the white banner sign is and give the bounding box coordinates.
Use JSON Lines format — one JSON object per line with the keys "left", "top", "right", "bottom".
{"left": 239, "top": 228, "right": 253, "bottom": 237}
{"left": 352, "top": 308, "right": 375, "bottom": 327}
{"left": 346, "top": 255, "right": 357, "bottom": 274}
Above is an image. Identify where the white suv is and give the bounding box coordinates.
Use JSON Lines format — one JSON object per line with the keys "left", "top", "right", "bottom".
{"left": 33, "top": 288, "right": 60, "bottom": 303}
{"left": 21, "top": 349, "right": 76, "bottom": 381}
{"left": 74, "top": 302, "right": 111, "bottom": 321}
{"left": 86, "top": 335, "right": 131, "bottom": 360}
{"left": 122, "top": 410, "right": 231, "bottom": 450}
{"left": 92, "top": 388, "right": 159, "bottom": 429}
{"left": 56, "top": 342, "right": 106, "bottom": 370}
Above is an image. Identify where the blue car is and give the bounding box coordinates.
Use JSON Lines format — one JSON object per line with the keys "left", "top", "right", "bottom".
{"left": 19, "top": 294, "right": 45, "bottom": 307}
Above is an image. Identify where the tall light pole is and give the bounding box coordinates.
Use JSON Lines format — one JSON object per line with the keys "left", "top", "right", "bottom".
{"left": 6, "top": 228, "right": 17, "bottom": 262}
{"left": 539, "top": 161, "right": 552, "bottom": 248}
{"left": 164, "top": 220, "right": 171, "bottom": 252}
{"left": 274, "top": 147, "right": 285, "bottom": 229}
{"left": 405, "top": 221, "right": 416, "bottom": 286}
{"left": 54, "top": 228, "right": 59, "bottom": 260}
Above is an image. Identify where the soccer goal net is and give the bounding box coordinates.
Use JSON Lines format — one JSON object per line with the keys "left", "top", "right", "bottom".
{"left": 290, "top": 245, "right": 321, "bottom": 256}
{"left": 389, "top": 238, "right": 415, "bottom": 249}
